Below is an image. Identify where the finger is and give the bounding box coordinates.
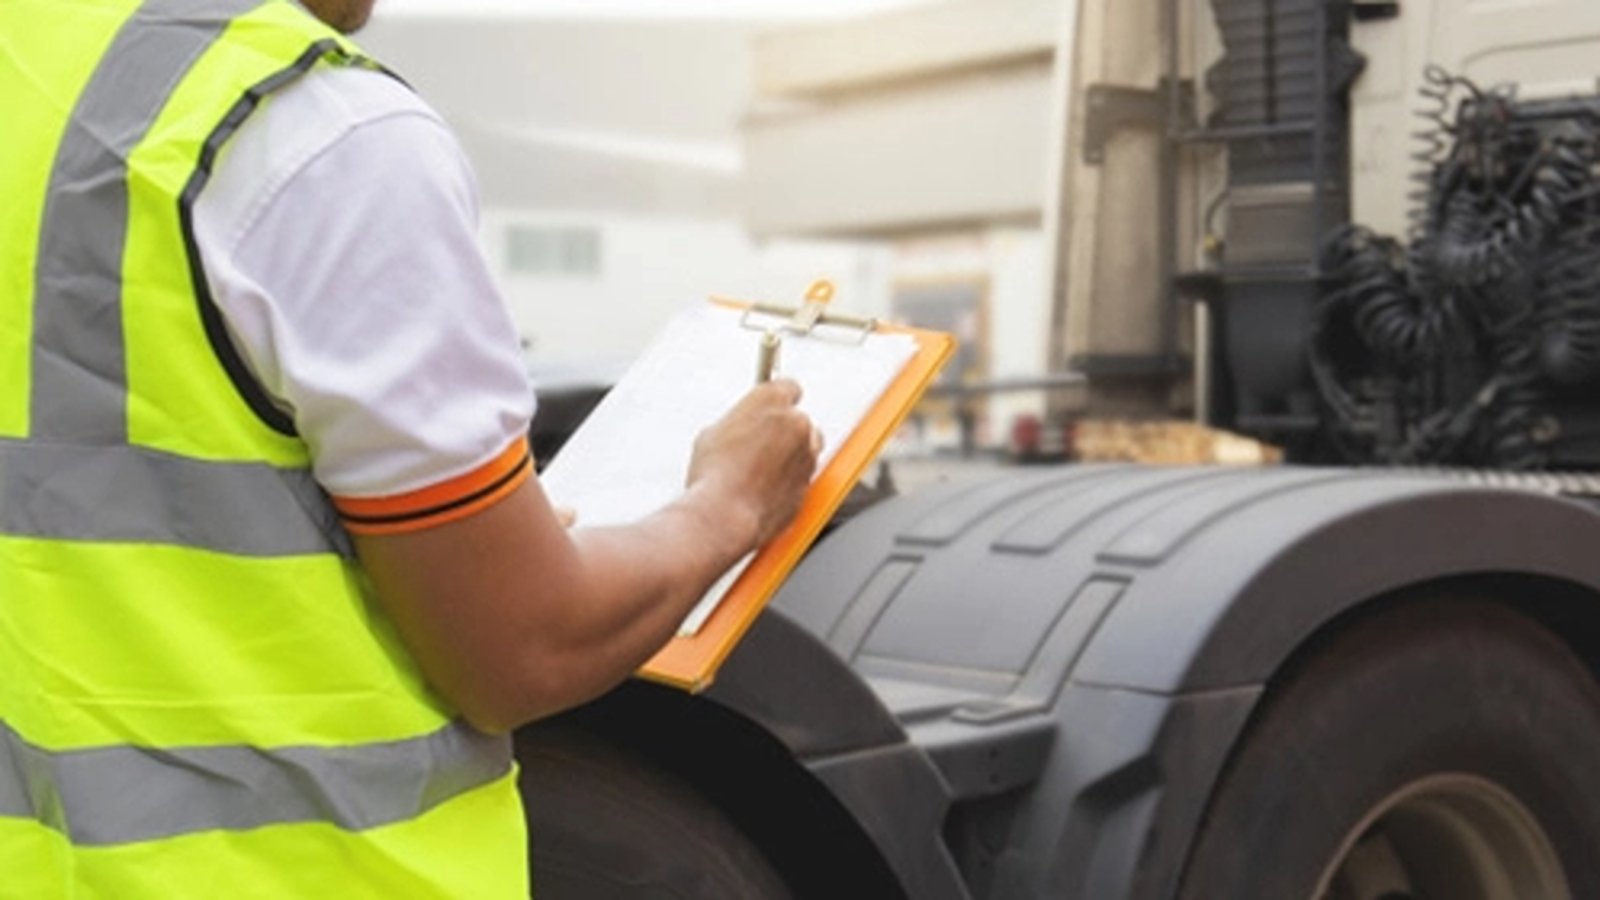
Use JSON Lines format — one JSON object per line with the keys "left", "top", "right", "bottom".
{"left": 554, "top": 506, "right": 578, "bottom": 528}
{"left": 760, "top": 377, "right": 803, "bottom": 406}
{"left": 809, "top": 424, "right": 825, "bottom": 456}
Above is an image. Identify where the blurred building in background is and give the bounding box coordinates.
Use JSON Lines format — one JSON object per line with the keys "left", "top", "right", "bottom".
{"left": 362, "top": 0, "right": 1062, "bottom": 453}
{"left": 740, "top": 0, "right": 1062, "bottom": 450}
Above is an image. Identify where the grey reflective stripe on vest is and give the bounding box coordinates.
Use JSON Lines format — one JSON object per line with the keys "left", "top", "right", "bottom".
{"left": 19, "top": 0, "right": 351, "bottom": 560}
{"left": 0, "top": 719, "right": 511, "bottom": 846}
{"left": 30, "top": 0, "right": 265, "bottom": 443}
{"left": 0, "top": 439, "right": 352, "bottom": 558}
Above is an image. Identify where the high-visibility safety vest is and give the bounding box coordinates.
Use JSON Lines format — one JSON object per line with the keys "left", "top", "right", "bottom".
{"left": 0, "top": 1, "right": 527, "bottom": 896}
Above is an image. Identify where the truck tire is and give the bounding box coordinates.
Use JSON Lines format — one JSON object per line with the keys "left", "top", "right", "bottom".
{"left": 1179, "top": 598, "right": 1600, "bottom": 900}
{"left": 515, "top": 722, "right": 796, "bottom": 900}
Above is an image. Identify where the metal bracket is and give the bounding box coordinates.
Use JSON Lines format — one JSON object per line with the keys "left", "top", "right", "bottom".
{"left": 1084, "top": 85, "right": 1161, "bottom": 165}
{"left": 1083, "top": 82, "right": 1184, "bottom": 165}
{"left": 1352, "top": 1, "right": 1401, "bottom": 22}
{"left": 732, "top": 278, "right": 877, "bottom": 345}
{"left": 1068, "top": 353, "right": 1190, "bottom": 379}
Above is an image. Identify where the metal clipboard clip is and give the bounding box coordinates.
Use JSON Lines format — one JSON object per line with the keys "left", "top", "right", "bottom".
{"left": 732, "top": 279, "right": 878, "bottom": 346}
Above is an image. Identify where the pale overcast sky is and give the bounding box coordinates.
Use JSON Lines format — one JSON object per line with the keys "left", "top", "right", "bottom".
{"left": 374, "top": 0, "right": 928, "bottom": 19}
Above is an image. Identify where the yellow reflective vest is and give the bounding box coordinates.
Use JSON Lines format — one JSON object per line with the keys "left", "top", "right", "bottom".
{"left": 0, "top": 1, "right": 527, "bottom": 895}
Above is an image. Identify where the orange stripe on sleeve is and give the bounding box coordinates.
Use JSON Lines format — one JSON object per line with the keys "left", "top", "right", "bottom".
{"left": 333, "top": 436, "right": 534, "bottom": 535}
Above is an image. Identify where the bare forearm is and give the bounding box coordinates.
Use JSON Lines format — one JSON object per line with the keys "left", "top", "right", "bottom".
{"left": 357, "top": 480, "right": 761, "bottom": 732}
{"left": 357, "top": 381, "right": 815, "bottom": 734}
{"left": 535, "top": 491, "right": 757, "bottom": 709}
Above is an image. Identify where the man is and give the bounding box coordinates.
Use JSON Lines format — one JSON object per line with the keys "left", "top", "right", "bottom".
{"left": 0, "top": 0, "right": 817, "bottom": 896}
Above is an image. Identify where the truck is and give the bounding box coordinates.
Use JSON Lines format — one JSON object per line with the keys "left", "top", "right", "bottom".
{"left": 516, "top": 1, "right": 1600, "bottom": 896}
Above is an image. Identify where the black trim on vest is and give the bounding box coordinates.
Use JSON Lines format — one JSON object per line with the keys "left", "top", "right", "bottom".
{"left": 177, "top": 39, "right": 399, "bottom": 437}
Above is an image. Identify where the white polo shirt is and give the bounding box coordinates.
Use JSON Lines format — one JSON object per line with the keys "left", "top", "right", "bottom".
{"left": 193, "top": 64, "right": 536, "bottom": 533}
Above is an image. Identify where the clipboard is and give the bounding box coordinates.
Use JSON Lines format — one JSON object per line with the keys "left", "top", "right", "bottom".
{"left": 538, "top": 280, "right": 955, "bottom": 693}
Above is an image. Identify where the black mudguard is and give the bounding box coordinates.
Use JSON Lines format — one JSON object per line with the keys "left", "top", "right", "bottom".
{"left": 699, "top": 465, "right": 1600, "bottom": 899}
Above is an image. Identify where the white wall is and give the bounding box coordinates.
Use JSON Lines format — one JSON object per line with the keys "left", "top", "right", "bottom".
{"left": 360, "top": 6, "right": 1055, "bottom": 446}
{"left": 360, "top": 14, "right": 901, "bottom": 372}
{"left": 987, "top": 229, "right": 1052, "bottom": 428}
{"left": 484, "top": 211, "right": 891, "bottom": 367}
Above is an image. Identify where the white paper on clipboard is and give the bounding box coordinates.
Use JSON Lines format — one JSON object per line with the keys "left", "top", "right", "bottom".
{"left": 539, "top": 303, "right": 917, "bottom": 635}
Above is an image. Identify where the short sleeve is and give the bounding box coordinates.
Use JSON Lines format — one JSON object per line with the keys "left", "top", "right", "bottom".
{"left": 193, "top": 67, "right": 535, "bottom": 533}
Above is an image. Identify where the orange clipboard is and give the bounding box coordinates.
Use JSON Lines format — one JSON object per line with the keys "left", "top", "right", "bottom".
{"left": 638, "top": 283, "right": 955, "bottom": 693}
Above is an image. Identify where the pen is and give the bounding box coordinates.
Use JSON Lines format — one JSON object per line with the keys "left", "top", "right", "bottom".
{"left": 757, "top": 329, "right": 781, "bottom": 383}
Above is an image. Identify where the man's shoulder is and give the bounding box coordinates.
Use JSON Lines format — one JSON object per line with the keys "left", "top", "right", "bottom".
{"left": 215, "top": 62, "right": 452, "bottom": 193}
{"left": 277, "top": 63, "right": 443, "bottom": 135}
{"left": 199, "top": 61, "right": 466, "bottom": 251}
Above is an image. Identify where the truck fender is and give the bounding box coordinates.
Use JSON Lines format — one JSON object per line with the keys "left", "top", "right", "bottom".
{"left": 761, "top": 465, "right": 1600, "bottom": 898}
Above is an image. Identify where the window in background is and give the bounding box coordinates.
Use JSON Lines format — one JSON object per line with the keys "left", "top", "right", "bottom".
{"left": 505, "top": 225, "right": 603, "bottom": 279}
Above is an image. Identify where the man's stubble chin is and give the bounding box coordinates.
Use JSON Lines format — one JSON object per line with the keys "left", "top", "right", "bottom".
{"left": 303, "top": 0, "right": 377, "bottom": 33}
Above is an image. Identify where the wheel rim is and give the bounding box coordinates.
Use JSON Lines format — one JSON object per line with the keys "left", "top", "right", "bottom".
{"left": 1312, "top": 773, "right": 1571, "bottom": 900}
